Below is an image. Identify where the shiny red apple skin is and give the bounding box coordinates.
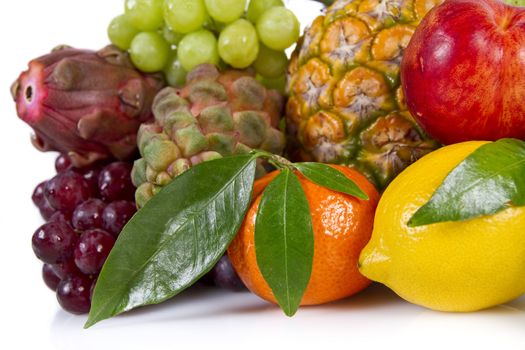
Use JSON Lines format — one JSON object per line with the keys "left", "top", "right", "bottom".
{"left": 401, "top": 0, "right": 525, "bottom": 145}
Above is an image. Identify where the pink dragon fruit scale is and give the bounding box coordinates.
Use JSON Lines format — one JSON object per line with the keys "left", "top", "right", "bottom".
{"left": 12, "top": 45, "right": 165, "bottom": 167}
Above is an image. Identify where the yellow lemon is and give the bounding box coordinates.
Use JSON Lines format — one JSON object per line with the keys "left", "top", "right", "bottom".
{"left": 359, "top": 141, "right": 525, "bottom": 312}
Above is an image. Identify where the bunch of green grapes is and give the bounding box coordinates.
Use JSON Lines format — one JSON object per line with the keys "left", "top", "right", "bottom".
{"left": 107, "top": 0, "right": 299, "bottom": 89}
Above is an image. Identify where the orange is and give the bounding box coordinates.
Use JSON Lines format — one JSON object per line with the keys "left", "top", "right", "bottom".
{"left": 228, "top": 165, "right": 380, "bottom": 305}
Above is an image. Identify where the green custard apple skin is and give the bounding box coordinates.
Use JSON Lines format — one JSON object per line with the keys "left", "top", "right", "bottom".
{"left": 286, "top": 0, "right": 442, "bottom": 189}
{"left": 132, "top": 64, "right": 286, "bottom": 207}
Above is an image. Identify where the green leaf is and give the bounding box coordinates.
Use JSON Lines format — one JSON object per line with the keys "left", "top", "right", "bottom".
{"left": 294, "top": 162, "right": 369, "bottom": 200}
{"left": 85, "top": 155, "right": 257, "bottom": 328}
{"left": 408, "top": 139, "right": 525, "bottom": 227}
{"left": 254, "top": 168, "right": 314, "bottom": 317}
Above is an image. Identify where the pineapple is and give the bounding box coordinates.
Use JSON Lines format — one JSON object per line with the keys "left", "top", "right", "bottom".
{"left": 287, "top": 0, "right": 442, "bottom": 189}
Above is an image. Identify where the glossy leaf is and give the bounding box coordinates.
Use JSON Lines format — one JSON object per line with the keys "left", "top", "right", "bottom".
{"left": 86, "top": 155, "right": 256, "bottom": 327}
{"left": 294, "top": 162, "right": 369, "bottom": 200}
{"left": 408, "top": 139, "right": 525, "bottom": 227}
{"left": 254, "top": 168, "right": 314, "bottom": 317}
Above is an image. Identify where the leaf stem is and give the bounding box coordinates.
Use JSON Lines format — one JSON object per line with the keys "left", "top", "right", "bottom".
{"left": 250, "top": 150, "right": 295, "bottom": 170}
{"left": 311, "top": 0, "right": 335, "bottom": 6}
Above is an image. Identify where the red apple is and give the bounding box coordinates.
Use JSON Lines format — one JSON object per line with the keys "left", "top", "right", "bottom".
{"left": 401, "top": 0, "right": 525, "bottom": 144}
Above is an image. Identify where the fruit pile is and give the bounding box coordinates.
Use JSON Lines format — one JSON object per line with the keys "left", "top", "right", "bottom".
{"left": 109, "top": 0, "right": 299, "bottom": 90}
{"left": 11, "top": 0, "right": 525, "bottom": 325}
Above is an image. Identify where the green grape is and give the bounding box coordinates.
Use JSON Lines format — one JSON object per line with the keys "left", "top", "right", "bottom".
{"left": 256, "top": 7, "right": 300, "bottom": 51}
{"left": 218, "top": 19, "right": 259, "bottom": 69}
{"left": 164, "top": 53, "right": 188, "bottom": 87}
{"left": 125, "top": 0, "right": 164, "bottom": 31}
{"left": 163, "top": 26, "right": 184, "bottom": 46}
{"left": 129, "top": 32, "right": 170, "bottom": 72}
{"left": 246, "top": 0, "right": 284, "bottom": 24}
{"left": 204, "top": 0, "right": 246, "bottom": 23}
{"left": 257, "top": 75, "right": 286, "bottom": 94}
{"left": 178, "top": 30, "right": 220, "bottom": 72}
{"left": 107, "top": 14, "right": 139, "bottom": 50}
{"left": 164, "top": 0, "right": 208, "bottom": 34}
{"left": 253, "top": 44, "right": 288, "bottom": 78}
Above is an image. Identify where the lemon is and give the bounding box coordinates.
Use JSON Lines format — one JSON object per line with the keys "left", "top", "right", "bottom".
{"left": 359, "top": 141, "right": 525, "bottom": 312}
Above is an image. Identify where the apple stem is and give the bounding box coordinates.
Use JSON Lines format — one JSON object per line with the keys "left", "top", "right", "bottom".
{"left": 503, "top": 0, "right": 525, "bottom": 6}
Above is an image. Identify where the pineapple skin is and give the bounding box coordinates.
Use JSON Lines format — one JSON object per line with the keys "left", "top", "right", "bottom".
{"left": 286, "top": 0, "right": 443, "bottom": 189}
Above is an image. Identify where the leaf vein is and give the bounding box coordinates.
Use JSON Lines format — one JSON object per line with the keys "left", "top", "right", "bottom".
{"left": 282, "top": 171, "right": 291, "bottom": 312}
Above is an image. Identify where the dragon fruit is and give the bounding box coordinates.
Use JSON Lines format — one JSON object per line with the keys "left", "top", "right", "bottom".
{"left": 12, "top": 45, "right": 165, "bottom": 167}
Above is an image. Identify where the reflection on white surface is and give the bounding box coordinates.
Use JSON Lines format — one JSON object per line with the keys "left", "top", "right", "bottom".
{"left": 49, "top": 284, "right": 525, "bottom": 350}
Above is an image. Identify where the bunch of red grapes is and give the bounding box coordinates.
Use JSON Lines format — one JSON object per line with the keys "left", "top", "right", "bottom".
{"left": 31, "top": 155, "right": 137, "bottom": 314}
{"left": 31, "top": 154, "right": 245, "bottom": 315}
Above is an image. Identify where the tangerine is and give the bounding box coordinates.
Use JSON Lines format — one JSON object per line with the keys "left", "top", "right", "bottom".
{"left": 228, "top": 165, "right": 380, "bottom": 306}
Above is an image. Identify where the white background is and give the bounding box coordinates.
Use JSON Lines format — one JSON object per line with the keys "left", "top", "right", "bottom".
{"left": 1, "top": 1, "right": 525, "bottom": 349}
